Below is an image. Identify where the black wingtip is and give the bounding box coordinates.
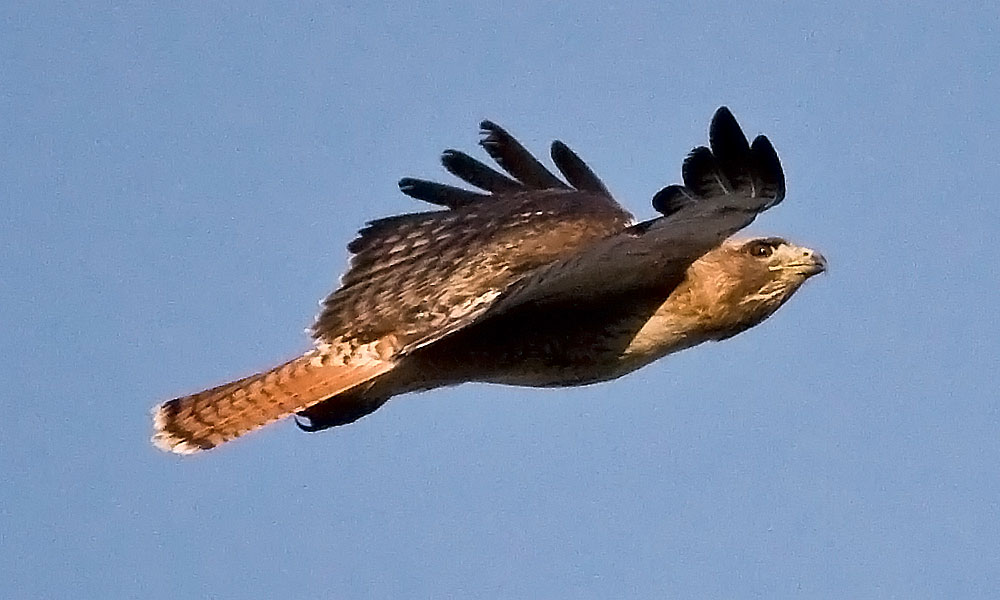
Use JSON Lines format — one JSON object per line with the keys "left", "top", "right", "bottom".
{"left": 709, "top": 107, "right": 740, "bottom": 150}
{"left": 651, "top": 184, "right": 696, "bottom": 216}
{"left": 681, "top": 146, "right": 719, "bottom": 196}
{"left": 750, "top": 134, "right": 785, "bottom": 205}
{"left": 478, "top": 120, "right": 510, "bottom": 153}
{"left": 398, "top": 177, "right": 417, "bottom": 192}
{"left": 441, "top": 148, "right": 521, "bottom": 193}
{"left": 398, "top": 177, "right": 489, "bottom": 208}
{"left": 710, "top": 106, "right": 750, "bottom": 153}
{"left": 479, "top": 120, "right": 502, "bottom": 134}
{"left": 708, "top": 106, "right": 753, "bottom": 192}
{"left": 550, "top": 140, "right": 612, "bottom": 196}
{"left": 475, "top": 120, "right": 568, "bottom": 189}
{"left": 713, "top": 106, "right": 735, "bottom": 124}
{"left": 398, "top": 176, "right": 428, "bottom": 199}
{"left": 439, "top": 148, "right": 463, "bottom": 169}
{"left": 653, "top": 107, "right": 785, "bottom": 213}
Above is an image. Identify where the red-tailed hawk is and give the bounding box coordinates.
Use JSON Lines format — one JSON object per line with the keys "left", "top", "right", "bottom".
{"left": 153, "top": 107, "right": 825, "bottom": 454}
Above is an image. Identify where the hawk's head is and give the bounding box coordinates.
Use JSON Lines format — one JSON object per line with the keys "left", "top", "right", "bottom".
{"left": 686, "top": 237, "right": 826, "bottom": 339}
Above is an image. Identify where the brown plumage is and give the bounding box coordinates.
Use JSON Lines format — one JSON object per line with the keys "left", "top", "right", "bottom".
{"left": 152, "top": 107, "right": 825, "bottom": 454}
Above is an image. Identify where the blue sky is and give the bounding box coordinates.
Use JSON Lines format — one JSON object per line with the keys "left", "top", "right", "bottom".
{"left": 3, "top": 1, "right": 999, "bottom": 598}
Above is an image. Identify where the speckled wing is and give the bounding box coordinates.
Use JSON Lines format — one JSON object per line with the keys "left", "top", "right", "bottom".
{"left": 311, "top": 122, "right": 633, "bottom": 354}
{"left": 485, "top": 107, "right": 787, "bottom": 311}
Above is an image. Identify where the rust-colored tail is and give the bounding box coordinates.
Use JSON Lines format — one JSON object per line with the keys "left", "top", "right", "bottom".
{"left": 152, "top": 352, "right": 393, "bottom": 454}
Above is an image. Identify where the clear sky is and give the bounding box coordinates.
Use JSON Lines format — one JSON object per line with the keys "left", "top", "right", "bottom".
{"left": 3, "top": 1, "right": 999, "bottom": 598}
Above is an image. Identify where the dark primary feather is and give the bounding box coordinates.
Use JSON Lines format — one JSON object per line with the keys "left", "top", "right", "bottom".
{"left": 550, "top": 141, "right": 613, "bottom": 197}
{"left": 749, "top": 135, "right": 785, "bottom": 207}
{"left": 478, "top": 120, "right": 568, "bottom": 190}
{"left": 682, "top": 146, "right": 728, "bottom": 197}
{"left": 441, "top": 149, "right": 522, "bottom": 193}
{"left": 708, "top": 106, "right": 754, "bottom": 193}
{"left": 398, "top": 178, "right": 488, "bottom": 208}
{"left": 651, "top": 184, "right": 696, "bottom": 216}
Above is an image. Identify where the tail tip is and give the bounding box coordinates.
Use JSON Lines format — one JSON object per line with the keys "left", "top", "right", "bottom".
{"left": 151, "top": 403, "right": 211, "bottom": 455}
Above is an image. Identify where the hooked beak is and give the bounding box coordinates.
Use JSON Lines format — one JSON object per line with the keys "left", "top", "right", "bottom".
{"left": 788, "top": 250, "right": 826, "bottom": 277}
{"left": 769, "top": 249, "right": 827, "bottom": 277}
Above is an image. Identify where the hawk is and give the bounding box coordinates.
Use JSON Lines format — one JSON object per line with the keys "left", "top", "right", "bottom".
{"left": 153, "top": 107, "right": 825, "bottom": 454}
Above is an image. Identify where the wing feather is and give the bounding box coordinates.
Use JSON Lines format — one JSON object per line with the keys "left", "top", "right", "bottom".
{"left": 708, "top": 106, "right": 753, "bottom": 193}
{"left": 485, "top": 107, "right": 786, "bottom": 313}
{"left": 550, "top": 141, "right": 613, "bottom": 197}
{"left": 440, "top": 149, "right": 523, "bottom": 193}
{"left": 650, "top": 184, "right": 696, "bottom": 216}
{"left": 750, "top": 135, "right": 785, "bottom": 206}
{"left": 682, "top": 146, "right": 729, "bottom": 197}
{"left": 478, "top": 120, "right": 569, "bottom": 189}
{"left": 398, "top": 178, "right": 489, "bottom": 208}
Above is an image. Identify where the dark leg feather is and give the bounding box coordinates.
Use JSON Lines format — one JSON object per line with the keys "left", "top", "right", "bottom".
{"left": 295, "top": 392, "right": 390, "bottom": 432}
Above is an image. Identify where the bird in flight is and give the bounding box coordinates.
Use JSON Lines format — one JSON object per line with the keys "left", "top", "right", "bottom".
{"left": 153, "top": 107, "right": 825, "bottom": 454}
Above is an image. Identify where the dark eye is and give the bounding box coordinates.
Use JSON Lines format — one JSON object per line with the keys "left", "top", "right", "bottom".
{"left": 746, "top": 241, "right": 774, "bottom": 258}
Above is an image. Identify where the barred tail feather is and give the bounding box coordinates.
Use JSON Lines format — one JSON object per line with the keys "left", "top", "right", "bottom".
{"left": 152, "top": 352, "right": 393, "bottom": 454}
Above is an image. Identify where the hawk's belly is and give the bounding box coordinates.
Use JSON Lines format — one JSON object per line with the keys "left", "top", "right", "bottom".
{"left": 404, "top": 294, "right": 702, "bottom": 389}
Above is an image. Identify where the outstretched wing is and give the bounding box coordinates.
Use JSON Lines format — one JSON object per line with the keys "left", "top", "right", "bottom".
{"left": 311, "top": 122, "right": 633, "bottom": 353}
{"left": 486, "top": 107, "right": 786, "bottom": 312}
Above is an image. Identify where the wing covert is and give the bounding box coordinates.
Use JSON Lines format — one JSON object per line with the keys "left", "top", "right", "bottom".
{"left": 313, "top": 122, "right": 633, "bottom": 353}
